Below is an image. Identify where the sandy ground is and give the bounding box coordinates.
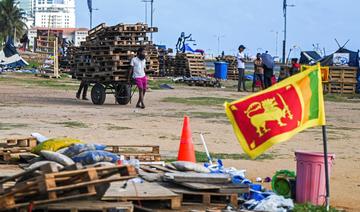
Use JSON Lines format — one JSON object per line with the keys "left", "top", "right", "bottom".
{"left": 0, "top": 74, "right": 359, "bottom": 211}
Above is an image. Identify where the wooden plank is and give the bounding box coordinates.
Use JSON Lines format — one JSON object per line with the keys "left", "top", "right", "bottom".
{"left": 102, "top": 181, "right": 181, "bottom": 209}
{"left": 176, "top": 182, "right": 249, "bottom": 193}
{"left": 164, "top": 173, "right": 232, "bottom": 184}
{"left": 35, "top": 200, "right": 133, "bottom": 212}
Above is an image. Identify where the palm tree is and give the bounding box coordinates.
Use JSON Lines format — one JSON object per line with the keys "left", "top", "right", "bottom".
{"left": 0, "top": 0, "right": 27, "bottom": 44}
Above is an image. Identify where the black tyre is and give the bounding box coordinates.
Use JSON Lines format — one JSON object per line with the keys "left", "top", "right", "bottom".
{"left": 91, "top": 83, "right": 106, "bottom": 105}
{"left": 116, "top": 84, "right": 131, "bottom": 105}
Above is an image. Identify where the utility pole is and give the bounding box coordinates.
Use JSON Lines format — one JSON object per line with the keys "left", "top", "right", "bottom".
{"left": 214, "top": 34, "right": 225, "bottom": 56}
{"left": 142, "top": 0, "right": 154, "bottom": 41}
{"left": 276, "top": 31, "right": 279, "bottom": 57}
{"left": 145, "top": 1, "right": 148, "bottom": 24}
{"left": 150, "top": 0, "right": 154, "bottom": 41}
{"left": 88, "top": 0, "right": 98, "bottom": 29}
{"left": 282, "top": 0, "right": 295, "bottom": 64}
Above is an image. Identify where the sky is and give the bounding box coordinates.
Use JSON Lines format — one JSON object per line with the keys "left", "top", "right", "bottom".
{"left": 75, "top": 0, "right": 360, "bottom": 58}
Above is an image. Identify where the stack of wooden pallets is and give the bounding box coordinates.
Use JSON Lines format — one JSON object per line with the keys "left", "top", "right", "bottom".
{"left": 174, "top": 53, "right": 207, "bottom": 77}
{"left": 72, "top": 23, "right": 159, "bottom": 82}
{"left": 328, "top": 66, "right": 358, "bottom": 94}
{"left": 65, "top": 46, "right": 80, "bottom": 73}
{"left": 164, "top": 55, "right": 176, "bottom": 76}
{"left": 221, "top": 55, "right": 238, "bottom": 80}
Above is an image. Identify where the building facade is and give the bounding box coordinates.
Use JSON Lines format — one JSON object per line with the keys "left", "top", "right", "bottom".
{"left": 18, "top": 0, "right": 76, "bottom": 29}
{"left": 28, "top": 28, "right": 88, "bottom": 49}
{"left": 17, "top": 0, "right": 35, "bottom": 29}
{"left": 34, "top": 0, "right": 76, "bottom": 28}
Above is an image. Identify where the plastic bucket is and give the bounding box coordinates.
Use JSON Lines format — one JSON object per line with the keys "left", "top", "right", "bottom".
{"left": 271, "top": 170, "right": 296, "bottom": 198}
{"left": 295, "top": 151, "right": 335, "bottom": 205}
{"left": 214, "top": 62, "right": 228, "bottom": 80}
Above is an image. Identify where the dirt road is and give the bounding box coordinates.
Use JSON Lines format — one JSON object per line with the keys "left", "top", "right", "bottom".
{"left": 0, "top": 74, "right": 359, "bottom": 211}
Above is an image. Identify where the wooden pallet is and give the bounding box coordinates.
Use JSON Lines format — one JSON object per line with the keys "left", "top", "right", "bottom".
{"left": 103, "top": 181, "right": 181, "bottom": 209}
{"left": 0, "top": 165, "right": 137, "bottom": 210}
{"left": 106, "top": 145, "right": 161, "bottom": 162}
{"left": 170, "top": 187, "right": 238, "bottom": 207}
{"left": 0, "top": 137, "right": 37, "bottom": 149}
{"left": 329, "top": 66, "right": 357, "bottom": 83}
{"left": 328, "top": 82, "right": 357, "bottom": 94}
{"left": 0, "top": 137, "right": 38, "bottom": 163}
{"left": 34, "top": 200, "right": 134, "bottom": 212}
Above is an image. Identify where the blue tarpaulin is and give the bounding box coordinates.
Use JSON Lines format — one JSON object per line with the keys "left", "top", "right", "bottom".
{"left": 0, "top": 37, "right": 28, "bottom": 68}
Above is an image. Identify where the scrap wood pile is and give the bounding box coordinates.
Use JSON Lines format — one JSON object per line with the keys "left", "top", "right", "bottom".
{"left": 0, "top": 163, "right": 137, "bottom": 210}
{"left": 0, "top": 135, "right": 294, "bottom": 211}
{"left": 71, "top": 23, "right": 159, "bottom": 82}
{"left": 174, "top": 53, "right": 207, "bottom": 77}
{"left": 217, "top": 55, "right": 238, "bottom": 80}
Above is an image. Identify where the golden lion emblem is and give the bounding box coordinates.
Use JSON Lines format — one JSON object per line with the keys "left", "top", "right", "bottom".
{"left": 244, "top": 94, "right": 293, "bottom": 137}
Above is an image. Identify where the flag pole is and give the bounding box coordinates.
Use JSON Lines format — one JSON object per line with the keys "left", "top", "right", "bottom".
{"left": 322, "top": 125, "right": 330, "bottom": 211}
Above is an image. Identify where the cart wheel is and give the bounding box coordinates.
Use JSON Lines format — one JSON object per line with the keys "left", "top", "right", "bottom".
{"left": 91, "top": 83, "right": 106, "bottom": 105}
{"left": 116, "top": 84, "right": 131, "bottom": 105}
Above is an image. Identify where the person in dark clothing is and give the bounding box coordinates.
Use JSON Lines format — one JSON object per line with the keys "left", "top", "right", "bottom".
{"left": 263, "top": 65, "right": 274, "bottom": 89}
{"left": 76, "top": 80, "right": 89, "bottom": 100}
{"left": 252, "top": 53, "right": 265, "bottom": 91}
{"left": 261, "top": 52, "right": 275, "bottom": 89}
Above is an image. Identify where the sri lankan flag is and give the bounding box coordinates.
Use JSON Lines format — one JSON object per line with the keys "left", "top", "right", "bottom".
{"left": 224, "top": 64, "right": 326, "bottom": 159}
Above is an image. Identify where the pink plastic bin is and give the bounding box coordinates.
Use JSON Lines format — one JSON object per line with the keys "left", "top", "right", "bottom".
{"left": 295, "top": 151, "right": 335, "bottom": 205}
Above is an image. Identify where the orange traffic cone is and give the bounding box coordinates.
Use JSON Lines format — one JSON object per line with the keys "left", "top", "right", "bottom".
{"left": 177, "top": 116, "right": 196, "bottom": 162}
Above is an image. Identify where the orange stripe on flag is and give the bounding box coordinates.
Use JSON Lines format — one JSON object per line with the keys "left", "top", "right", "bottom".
{"left": 297, "top": 76, "right": 311, "bottom": 123}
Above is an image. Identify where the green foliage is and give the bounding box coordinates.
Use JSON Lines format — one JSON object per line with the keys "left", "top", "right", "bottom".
{"left": 26, "top": 61, "right": 41, "bottom": 68}
{"left": 324, "top": 93, "right": 360, "bottom": 102}
{"left": 0, "top": 74, "right": 79, "bottom": 90}
{"left": 162, "top": 97, "right": 235, "bottom": 106}
{"left": 148, "top": 78, "right": 174, "bottom": 90}
{"left": 0, "top": 122, "right": 28, "bottom": 130}
{"left": 0, "top": 0, "right": 27, "bottom": 39}
{"left": 53, "top": 121, "right": 88, "bottom": 128}
{"left": 293, "top": 203, "right": 341, "bottom": 212}
{"left": 195, "top": 151, "right": 274, "bottom": 162}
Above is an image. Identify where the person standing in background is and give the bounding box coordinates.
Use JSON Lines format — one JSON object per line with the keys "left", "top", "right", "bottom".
{"left": 289, "top": 58, "right": 300, "bottom": 76}
{"left": 237, "top": 45, "right": 247, "bottom": 92}
{"left": 252, "top": 53, "right": 264, "bottom": 91}
{"left": 76, "top": 80, "right": 89, "bottom": 100}
{"left": 261, "top": 52, "right": 275, "bottom": 89}
{"left": 130, "top": 47, "right": 148, "bottom": 109}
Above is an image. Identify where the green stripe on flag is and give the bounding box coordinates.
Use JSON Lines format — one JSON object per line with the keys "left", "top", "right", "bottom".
{"left": 308, "top": 70, "right": 319, "bottom": 120}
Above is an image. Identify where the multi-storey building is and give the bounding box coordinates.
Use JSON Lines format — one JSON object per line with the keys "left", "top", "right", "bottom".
{"left": 28, "top": 27, "right": 88, "bottom": 49}
{"left": 18, "top": 0, "right": 76, "bottom": 29}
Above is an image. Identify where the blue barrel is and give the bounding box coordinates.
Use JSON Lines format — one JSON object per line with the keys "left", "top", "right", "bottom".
{"left": 214, "top": 62, "right": 228, "bottom": 80}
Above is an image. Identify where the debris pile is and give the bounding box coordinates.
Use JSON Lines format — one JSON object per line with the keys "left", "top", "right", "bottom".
{"left": 0, "top": 133, "right": 294, "bottom": 211}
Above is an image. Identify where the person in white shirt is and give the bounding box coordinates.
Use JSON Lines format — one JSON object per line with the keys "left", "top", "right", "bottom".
{"left": 130, "top": 48, "right": 147, "bottom": 109}
{"left": 237, "top": 45, "right": 248, "bottom": 92}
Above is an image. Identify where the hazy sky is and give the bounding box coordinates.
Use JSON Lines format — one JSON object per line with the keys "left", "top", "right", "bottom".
{"left": 75, "top": 0, "right": 360, "bottom": 57}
